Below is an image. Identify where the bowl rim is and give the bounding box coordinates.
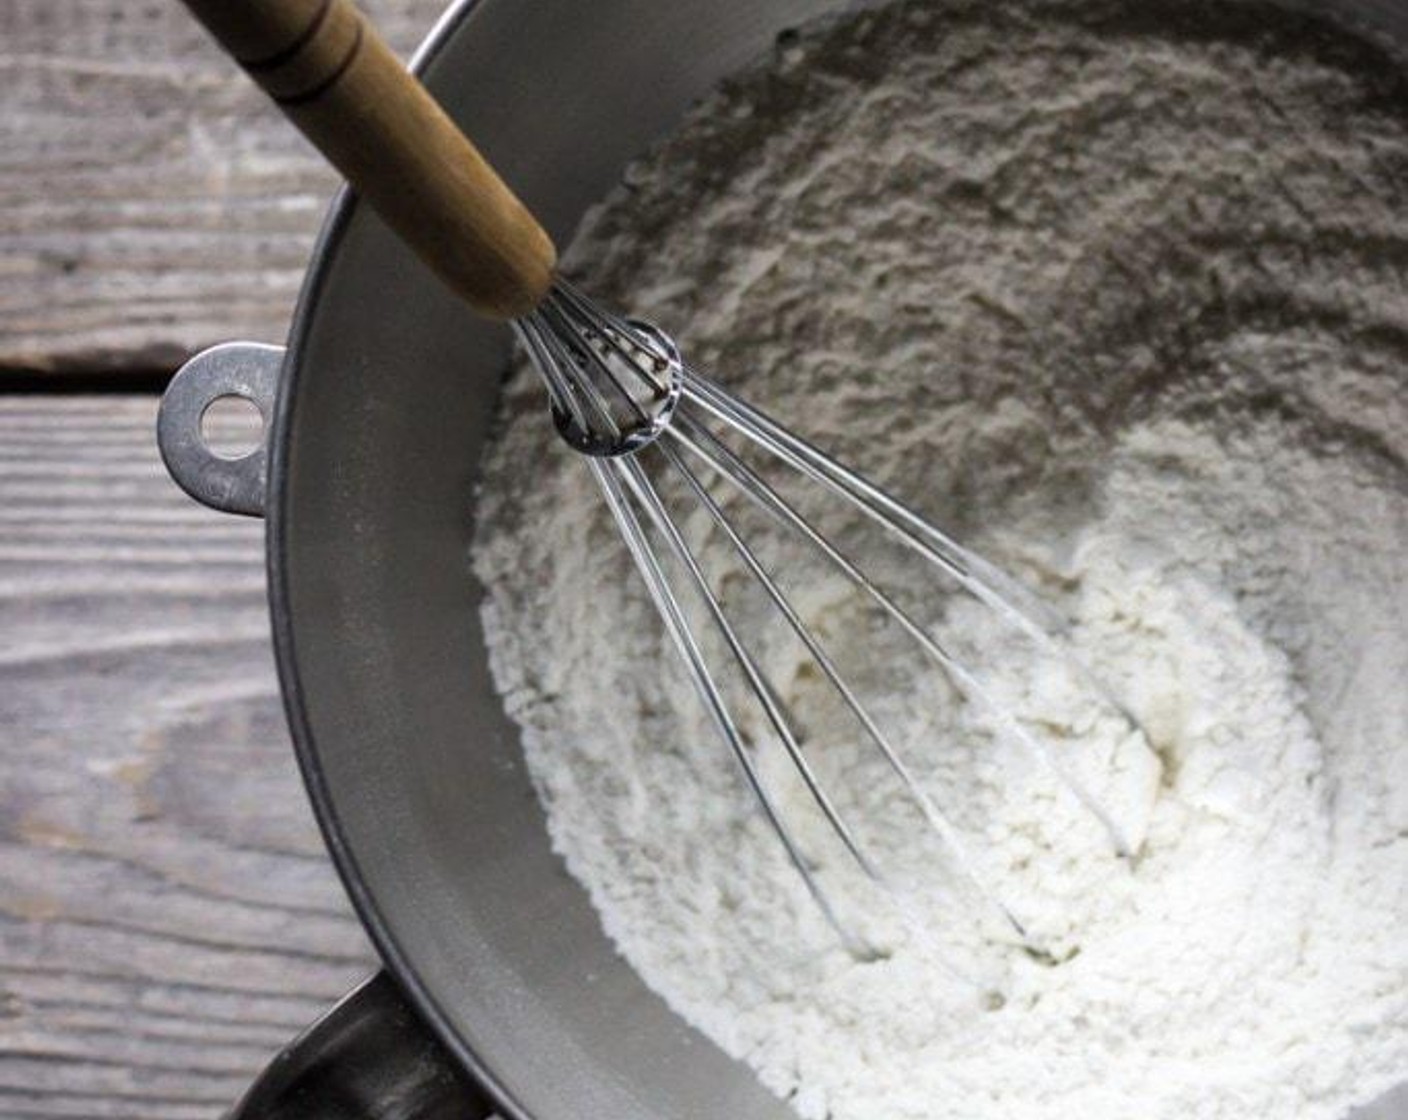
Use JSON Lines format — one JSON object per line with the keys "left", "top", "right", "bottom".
{"left": 263, "top": 3, "right": 533, "bottom": 1115}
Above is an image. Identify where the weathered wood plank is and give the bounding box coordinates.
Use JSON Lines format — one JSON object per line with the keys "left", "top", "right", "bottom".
{"left": 0, "top": 396, "right": 379, "bottom": 1115}
{"left": 0, "top": 0, "right": 446, "bottom": 374}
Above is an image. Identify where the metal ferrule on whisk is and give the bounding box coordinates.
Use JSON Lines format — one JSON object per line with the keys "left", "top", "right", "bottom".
{"left": 513, "top": 281, "right": 684, "bottom": 458}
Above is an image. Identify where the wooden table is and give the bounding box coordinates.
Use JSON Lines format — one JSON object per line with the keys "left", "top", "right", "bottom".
{"left": 0, "top": 3, "right": 447, "bottom": 1115}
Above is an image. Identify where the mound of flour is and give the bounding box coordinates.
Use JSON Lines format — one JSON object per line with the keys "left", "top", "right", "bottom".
{"left": 472, "top": 2, "right": 1408, "bottom": 1117}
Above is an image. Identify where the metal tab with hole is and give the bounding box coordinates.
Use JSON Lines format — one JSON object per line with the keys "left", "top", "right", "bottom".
{"left": 157, "top": 342, "right": 283, "bottom": 518}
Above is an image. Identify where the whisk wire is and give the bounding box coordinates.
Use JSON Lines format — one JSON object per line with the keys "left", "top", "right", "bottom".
{"left": 515, "top": 290, "right": 683, "bottom": 457}
{"left": 666, "top": 414, "right": 1025, "bottom": 933}
{"left": 683, "top": 371, "right": 1066, "bottom": 640}
{"left": 529, "top": 313, "right": 867, "bottom": 945}
{"left": 590, "top": 455, "right": 864, "bottom": 951}
{"left": 515, "top": 318, "right": 576, "bottom": 419}
{"left": 676, "top": 379, "right": 1136, "bottom": 856}
{"left": 685, "top": 369, "right": 1145, "bottom": 733}
{"left": 650, "top": 439, "right": 884, "bottom": 883}
{"left": 553, "top": 280, "right": 670, "bottom": 397}
{"left": 513, "top": 284, "right": 1151, "bottom": 948}
{"left": 535, "top": 300, "right": 647, "bottom": 428}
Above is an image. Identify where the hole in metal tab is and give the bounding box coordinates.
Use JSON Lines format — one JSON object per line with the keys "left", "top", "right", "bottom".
{"left": 200, "top": 394, "right": 264, "bottom": 460}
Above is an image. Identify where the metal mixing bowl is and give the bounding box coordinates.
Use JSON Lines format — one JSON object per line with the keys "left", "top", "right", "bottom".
{"left": 157, "top": 0, "right": 1408, "bottom": 1115}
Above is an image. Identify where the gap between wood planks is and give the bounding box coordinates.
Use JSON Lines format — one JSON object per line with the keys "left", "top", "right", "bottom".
{"left": 0, "top": 370, "right": 175, "bottom": 395}
{"left": 0, "top": 0, "right": 447, "bottom": 381}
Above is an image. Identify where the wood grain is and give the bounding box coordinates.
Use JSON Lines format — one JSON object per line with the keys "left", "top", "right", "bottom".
{"left": 181, "top": 0, "right": 557, "bottom": 318}
{"left": 0, "top": 0, "right": 446, "bottom": 375}
{"left": 0, "top": 396, "right": 378, "bottom": 1117}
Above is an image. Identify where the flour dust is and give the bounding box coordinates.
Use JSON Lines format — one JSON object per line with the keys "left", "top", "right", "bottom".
{"left": 472, "top": 2, "right": 1408, "bottom": 1117}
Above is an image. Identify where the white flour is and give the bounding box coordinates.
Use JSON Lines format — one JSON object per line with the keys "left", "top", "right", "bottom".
{"left": 472, "top": 2, "right": 1408, "bottom": 1117}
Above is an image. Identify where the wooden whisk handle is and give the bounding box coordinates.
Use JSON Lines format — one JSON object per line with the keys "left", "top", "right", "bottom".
{"left": 181, "top": 0, "right": 557, "bottom": 320}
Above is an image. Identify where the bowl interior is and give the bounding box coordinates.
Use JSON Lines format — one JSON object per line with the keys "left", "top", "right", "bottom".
{"left": 270, "top": 1, "right": 1408, "bottom": 1118}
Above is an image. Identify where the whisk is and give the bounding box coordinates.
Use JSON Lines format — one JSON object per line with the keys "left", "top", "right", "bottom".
{"left": 184, "top": 0, "right": 1159, "bottom": 950}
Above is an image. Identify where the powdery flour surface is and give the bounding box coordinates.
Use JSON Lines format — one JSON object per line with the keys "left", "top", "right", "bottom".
{"left": 472, "top": 2, "right": 1408, "bottom": 1117}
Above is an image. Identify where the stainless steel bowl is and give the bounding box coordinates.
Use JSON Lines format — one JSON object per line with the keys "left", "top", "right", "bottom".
{"left": 157, "top": 1, "right": 1408, "bottom": 1116}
